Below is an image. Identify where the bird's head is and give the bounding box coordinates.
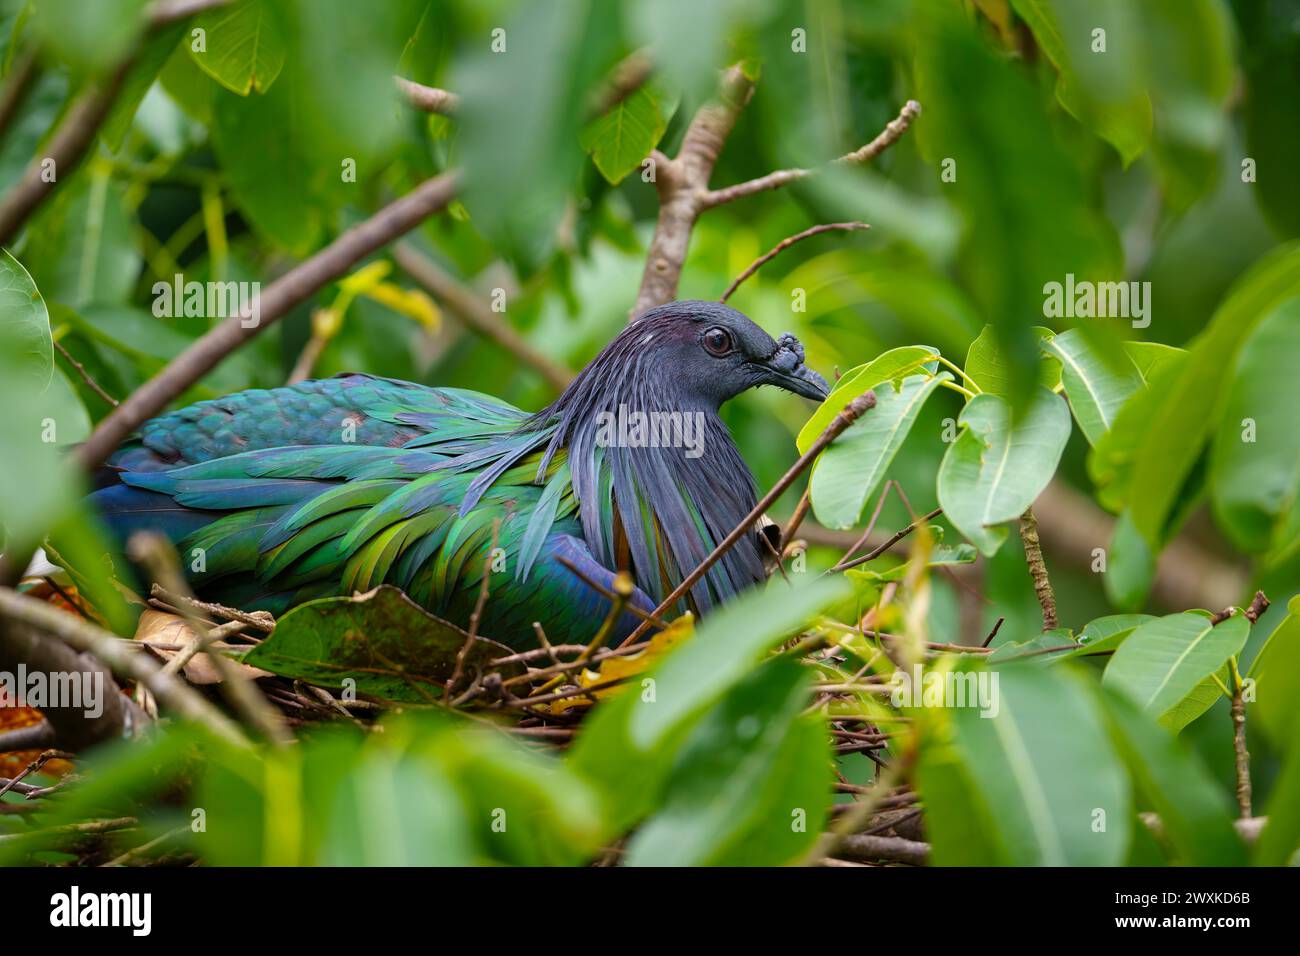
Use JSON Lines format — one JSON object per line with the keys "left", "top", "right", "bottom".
{"left": 618, "top": 300, "right": 829, "bottom": 407}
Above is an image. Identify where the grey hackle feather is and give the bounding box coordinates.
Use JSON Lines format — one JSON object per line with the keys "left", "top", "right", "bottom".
{"left": 459, "top": 300, "right": 829, "bottom": 613}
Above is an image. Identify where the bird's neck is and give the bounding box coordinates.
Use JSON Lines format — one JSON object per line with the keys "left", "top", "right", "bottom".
{"left": 535, "top": 368, "right": 765, "bottom": 612}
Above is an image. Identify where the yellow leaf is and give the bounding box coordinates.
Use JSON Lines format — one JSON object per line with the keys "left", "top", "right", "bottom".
{"left": 362, "top": 282, "right": 441, "bottom": 331}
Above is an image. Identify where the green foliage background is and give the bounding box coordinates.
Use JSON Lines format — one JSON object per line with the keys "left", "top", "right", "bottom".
{"left": 1, "top": 0, "right": 1299, "bottom": 867}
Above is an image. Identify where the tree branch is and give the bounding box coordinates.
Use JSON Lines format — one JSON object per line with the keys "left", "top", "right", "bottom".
{"left": 393, "top": 242, "right": 575, "bottom": 393}
{"left": 1018, "top": 506, "right": 1057, "bottom": 631}
{"left": 631, "top": 65, "right": 755, "bottom": 318}
{"left": 701, "top": 99, "right": 922, "bottom": 209}
{"left": 76, "top": 171, "right": 459, "bottom": 470}
{"left": 0, "top": 587, "right": 249, "bottom": 748}
{"left": 720, "top": 221, "right": 869, "bottom": 302}
{"left": 0, "top": 62, "right": 132, "bottom": 246}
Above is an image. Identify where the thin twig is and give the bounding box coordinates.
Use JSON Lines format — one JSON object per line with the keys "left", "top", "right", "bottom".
{"left": 719, "top": 222, "right": 869, "bottom": 302}
{"left": 701, "top": 99, "right": 922, "bottom": 209}
{"left": 53, "top": 339, "right": 119, "bottom": 406}
{"left": 445, "top": 520, "right": 500, "bottom": 705}
{"left": 831, "top": 508, "right": 943, "bottom": 573}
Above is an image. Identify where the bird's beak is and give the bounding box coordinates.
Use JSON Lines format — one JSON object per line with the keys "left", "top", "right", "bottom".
{"left": 765, "top": 362, "right": 830, "bottom": 402}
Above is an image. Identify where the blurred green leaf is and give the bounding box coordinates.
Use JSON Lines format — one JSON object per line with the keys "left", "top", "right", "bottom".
{"left": 1209, "top": 297, "right": 1300, "bottom": 553}
{"left": 210, "top": 76, "right": 327, "bottom": 253}
{"left": 322, "top": 744, "right": 476, "bottom": 866}
{"left": 1010, "top": 0, "right": 1152, "bottom": 164}
{"left": 568, "top": 575, "right": 850, "bottom": 833}
{"left": 1042, "top": 327, "right": 1143, "bottom": 447}
{"left": 1129, "top": 243, "right": 1300, "bottom": 546}
{"left": 914, "top": 1, "right": 1120, "bottom": 407}
{"left": 580, "top": 85, "right": 667, "bottom": 185}
{"left": 1101, "top": 688, "right": 1247, "bottom": 865}
{"left": 102, "top": 21, "right": 187, "bottom": 150}
{"left": 810, "top": 371, "right": 949, "bottom": 529}
{"left": 1103, "top": 612, "right": 1248, "bottom": 728}
{"left": 0, "top": 251, "right": 80, "bottom": 549}
{"left": 189, "top": 0, "right": 287, "bottom": 95}
{"left": 936, "top": 389, "right": 1071, "bottom": 556}
{"left": 1237, "top": 0, "right": 1300, "bottom": 238}
{"left": 32, "top": 0, "right": 148, "bottom": 72}
{"left": 624, "top": 658, "right": 830, "bottom": 866}
{"left": 918, "top": 663, "right": 1131, "bottom": 866}
{"left": 963, "top": 324, "right": 1060, "bottom": 397}
{"left": 456, "top": 0, "right": 618, "bottom": 269}
{"left": 1246, "top": 593, "right": 1300, "bottom": 751}
{"left": 25, "top": 169, "right": 141, "bottom": 309}
{"left": 1257, "top": 709, "right": 1300, "bottom": 865}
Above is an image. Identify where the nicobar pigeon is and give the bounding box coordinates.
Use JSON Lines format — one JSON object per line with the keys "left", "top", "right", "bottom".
{"left": 89, "top": 301, "right": 830, "bottom": 648}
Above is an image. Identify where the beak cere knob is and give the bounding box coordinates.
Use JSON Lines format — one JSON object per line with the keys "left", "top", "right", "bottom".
{"left": 767, "top": 332, "right": 829, "bottom": 401}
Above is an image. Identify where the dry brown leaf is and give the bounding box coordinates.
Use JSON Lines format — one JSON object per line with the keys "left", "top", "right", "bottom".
{"left": 135, "top": 609, "right": 272, "bottom": 685}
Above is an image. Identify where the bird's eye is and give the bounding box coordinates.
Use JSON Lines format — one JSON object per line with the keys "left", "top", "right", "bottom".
{"left": 702, "top": 327, "right": 734, "bottom": 356}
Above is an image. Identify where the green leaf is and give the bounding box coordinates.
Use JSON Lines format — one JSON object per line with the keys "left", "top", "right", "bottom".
{"left": 913, "top": 2, "right": 1120, "bottom": 406}
{"left": 918, "top": 664, "right": 1130, "bottom": 866}
{"left": 0, "top": 251, "right": 79, "bottom": 549}
{"left": 848, "top": 543, "right": 978, "bottom": 585}
{"left": 1209, "top": 297, "right": 1300, "bottom": 553}
{"left": 1009, "top": 0, "right": 1152, "bottom": 164}
{"left": 624, "top": 659, "right": 830, "bottom": 866}
{"left": 1129, "top": 244, "right": 1300, "bottom": 546}
{"left": 568, "top": 575, "right": 850, "bottom": 833}
{"left": 101, "top": 20, "right": 187, "bottom": 150}
{"left": 210, "top": 76, "right": 327, "bottom": 254}
{"left": 1102, "top": 612, "right": 1249, "bottom": 727}
{"left": 796, "top": 345, "right": 938, "bottom": 454}
{"left": 0, "top": 248, "right": 52, "bottom": 388}
{"left": 1057, "top": 613, "right": 1154, "bottom": 660}
{"left": 809, "top": 372, "right": 949, "bottom": 529}
{"left": 579, "top": 85, "right": 666, "bottom": 185}
{"left": 1088, "top": 353, "right": 1188, "bottom": 513}
{"left": 456, "top": 0, "right": 619, "bottom": 270}
{"left": 189, "top": 0, "right": 287, "bottom": 95}
{"left": 1257, "top": 714, "right": 1300, "bottom": 866}
{"left": 24, "top": 170, "right": 141, "bottom": 308}
{"left": 322, "top": 744, "right": 476, "bottom": 866}
{"left": 1103, "top": 509, "right": 1156, "bottom": 610}
{"left": 239, "top": 585, "right": 522, "bottom": 703}
{"left": 425, "top": 723, "right": 605, "bottom": 866}
{"left": 32, "top": 0, "right": 149, "bottom": 72}
{"left": 1101, "top": 688, "right": 1247, "bottom": 865}
{"left": 936, "top": 389, "right": 1071, "bottom": 556}
{"left": 1123, "top": 340, "right": 1185, "bottom": 381}
{"left": 1246, "top": 593, "right": 1300, "bottom": 751}
{"left": 1238, "top": 0, "right": 1300, "bottom": 238}
{"left": 1042, "top": 328, "right": 1143, "bottom": 447}
{"left": 963, "top": 324, "right": 1060, "bottom": 398}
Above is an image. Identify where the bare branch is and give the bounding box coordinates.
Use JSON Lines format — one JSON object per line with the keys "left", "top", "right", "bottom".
{"left": 76, "top": 172, "right": 459, "bottom": 470}
{"left": 1018, "top": 506, "right": 1058, "bottom": 631}
{"left": 0, "top": 587, "right": 250, "bottom": 748}
{"left": 701, "top": 99, "right": 922, "bottom": 209}
{"left": 393, "top": 243, "right": 575, "bottom": 393}
{"left": 0, "top": 62, "right": 131, "bottom": 246}
{"left": 720, "top": 221, "right": 869, "bottom": 303}
{"left": 631, "top": 65, "right": 755, "bottom": 318}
